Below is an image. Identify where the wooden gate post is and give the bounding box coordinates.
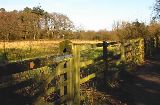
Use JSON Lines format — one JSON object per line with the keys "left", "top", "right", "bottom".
{"left": 59, "top": 40, "right": 81, "bottom": 105}
{"left": 72, "top": 44, "right": 80, "bottom": 105}
{"left": 66, "top": 58, "right": 74, "bottom": 105}
{"left": 59, "top": 40, "right": 74, "bottom": 105}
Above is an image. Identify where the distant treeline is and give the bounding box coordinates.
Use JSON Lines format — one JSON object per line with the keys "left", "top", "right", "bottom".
{"left": 0, "top": 6, "right": 120, "bottom": 41}
{"left": 0, "top": 7, "right": 160, "bottom": 41}
{"left": 0, "top": 6, "right": 75, "bottom": 40}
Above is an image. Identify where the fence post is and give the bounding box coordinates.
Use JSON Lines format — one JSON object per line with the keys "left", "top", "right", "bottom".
{"left": 103, "top": 41, "right": 108, "bottom": 88}
{"left": 67, "top": 58, "right": 74, "bottom": 105}
{"left": 59, "top": 63, "right": 65, "bottom": 104}
{"left": 72, "top": 44, "right": 80, "bottom": 105}
{"left": 59, "top": 40, "right": 73, "bottom": 105}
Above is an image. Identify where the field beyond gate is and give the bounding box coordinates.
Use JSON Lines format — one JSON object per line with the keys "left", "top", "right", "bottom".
{"left": 0, "top": 39, "right": 144, "bottom": 105}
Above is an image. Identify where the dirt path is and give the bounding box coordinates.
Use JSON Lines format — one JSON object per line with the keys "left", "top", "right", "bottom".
{"left": 114, "top": 59, "right": 160, "bottom": 105}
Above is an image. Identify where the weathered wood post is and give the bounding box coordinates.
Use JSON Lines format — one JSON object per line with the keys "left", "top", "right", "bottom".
{"left": 72, "top": 44, "right": 80, "bottom": 105}
{"left": 59, "top": 40, "right": 74, "bottom": 105}
{"left": 66, "top": 57, "right": 74, "bottom": 105}
{"left": 103, "top": 41, "right": 108, "bottom": 89}
{"left": 59, "top": 40, "right": 81, "bottom": 105}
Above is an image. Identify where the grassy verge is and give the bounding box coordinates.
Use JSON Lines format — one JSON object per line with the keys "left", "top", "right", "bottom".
{"left": 0, "top": 46, "right": 59, "bottom": 62}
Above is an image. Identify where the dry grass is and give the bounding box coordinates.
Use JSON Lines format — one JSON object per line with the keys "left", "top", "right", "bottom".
{"left": 0, "top": 40, "right": 102, "bottom": 61}
{"left": 0, "top": 40, "right": 102, "bottom": 49}
{"left": 0, "top": 40, "right": 60, "bottom": 49}
{"left": 81, "top": 88, "right": 125, "bottom": 105}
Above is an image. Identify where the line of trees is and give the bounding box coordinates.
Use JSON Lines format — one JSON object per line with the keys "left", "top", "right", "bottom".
{"left": 112, "top": 0, "right": 160, "bottom": 41}
{"left": 112, "top": 21, "right": 160, "bottom": 40}
{"left": 0, "top": 6, "right": 122, "bottom": 41}
{"left": 0, "top": 6, "right": 74, "bottom": 40}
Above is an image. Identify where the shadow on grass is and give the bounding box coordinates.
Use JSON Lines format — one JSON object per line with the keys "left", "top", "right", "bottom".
{"left": 0, "top": 78, "right": 46, "bottom": 105}
{"left": 0, "top": 80, "right": 35, "bottom": 105}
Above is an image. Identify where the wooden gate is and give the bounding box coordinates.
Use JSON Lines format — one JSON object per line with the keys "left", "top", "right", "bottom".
{"left": 0, "top": 39, "right": 144, "bottom": 105}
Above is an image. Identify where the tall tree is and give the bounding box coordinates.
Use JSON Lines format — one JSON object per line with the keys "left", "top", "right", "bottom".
{"left": 0, "top": 12, "right": 22, "bottom": 40}
{"left": 49, "top": 12, "right": 74, "bottom": 38}
{"left": 0, "top": 7, "right": 75, "bottom": 40}
{"left": 153, "top": 0, "right": 160, "bottom": 21}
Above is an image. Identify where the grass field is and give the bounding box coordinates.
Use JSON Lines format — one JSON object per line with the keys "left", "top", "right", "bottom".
{"left": 0, "top": 40, "right": 102, "bottom": 49}
{"left": 0, "top": 41, "right": 59, "bottom": 61}
{"left": 0, "top": 40, "right": 102, "bottom": 62}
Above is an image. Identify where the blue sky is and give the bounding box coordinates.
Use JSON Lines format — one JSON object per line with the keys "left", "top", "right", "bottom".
{"left": 0, "top": 0, "right": 155, "bottom": 30}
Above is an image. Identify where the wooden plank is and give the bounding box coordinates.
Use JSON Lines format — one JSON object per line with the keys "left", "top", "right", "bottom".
{"left": 67, "top": 58, "right": 74, "bottom": 105}
{"left": 45, "top": 87, "right": 57, "bottom": 95}
{"left": 33, "top": 61, "right": 69, "bottom": 105}
{"left": 0, "top": 62, "right": 69, "bottom": 89}
{"left": 96, "top": 43, "right": 103, "bottom": 47}
{"left": 80, "top": 73, "right": 96, "bottom": 84}
{"left": 43, "top": 62, "right": 68, "bottom": 90}
{"left": 0, "top": 54, "right": 72, "bottom": 76}
{"left": 108, "top": 41, "right": 119, "bottom": 45}
{"left": 80, "top": 60, "right": 94, "bottom": 68}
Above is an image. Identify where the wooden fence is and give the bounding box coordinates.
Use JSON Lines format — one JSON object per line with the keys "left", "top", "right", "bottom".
{"left": 121, "top": 38, "right": 144, "bottom": 69}
{"left": 0, "top": 38, "right": 144, "bottom": 105}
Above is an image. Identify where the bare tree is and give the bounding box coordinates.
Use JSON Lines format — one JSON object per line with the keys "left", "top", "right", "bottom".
{"left": 153, "top": 0, "right": 160, "bottom": 21}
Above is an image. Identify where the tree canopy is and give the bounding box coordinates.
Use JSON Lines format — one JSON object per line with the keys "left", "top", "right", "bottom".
{"left": 0, "top": 6, "right": 74, "bottom": 40}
